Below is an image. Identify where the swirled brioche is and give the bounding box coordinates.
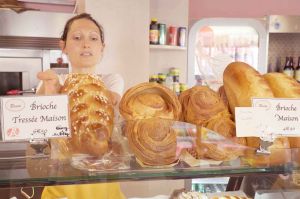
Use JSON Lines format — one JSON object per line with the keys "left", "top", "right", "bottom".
{"left": 264, "top": 72, "right": 300, "bottom": 148}
{"left": 179, "top": 86, "right": 229, "bottom": 126}
{"left": 119, "top": 82, "right": 181, "bottom": 120}
{"left": 61, "top": 73, "right": 114, "bottom": 157}
{"left": 125, "top": 118, "right": 177, "bottom": 166}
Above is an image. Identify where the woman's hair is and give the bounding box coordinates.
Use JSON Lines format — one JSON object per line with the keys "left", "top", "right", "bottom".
{"left": 61, "top": 13, "right": 104, "bottom": 44}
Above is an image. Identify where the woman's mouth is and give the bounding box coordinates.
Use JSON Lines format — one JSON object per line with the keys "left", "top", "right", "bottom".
{"left": 80, "top": 52, "right": 93, "bottom": 56}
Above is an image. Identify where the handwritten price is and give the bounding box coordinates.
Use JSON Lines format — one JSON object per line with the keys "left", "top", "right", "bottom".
{"left": 283, "top": 126, "right": 296, "bottom": 131}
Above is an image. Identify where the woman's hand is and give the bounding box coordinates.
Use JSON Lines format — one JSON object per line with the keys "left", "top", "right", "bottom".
{"left": 36, "top": 69, "right": 61, "bottom": 95}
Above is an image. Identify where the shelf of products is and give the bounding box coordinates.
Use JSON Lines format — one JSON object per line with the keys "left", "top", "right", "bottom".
{"left": 149, "top": 44, "right": 187, "bottom": 51}
{"left": 0, "top": 149, "right": 295, "bottom": 188}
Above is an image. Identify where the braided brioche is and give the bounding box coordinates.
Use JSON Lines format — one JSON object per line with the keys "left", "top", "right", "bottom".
{"left": 61, "top": 74, "right": 114, "bottom": 157}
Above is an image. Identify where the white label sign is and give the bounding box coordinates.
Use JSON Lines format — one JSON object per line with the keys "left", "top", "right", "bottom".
{"left": 235, "top": 107, "right": 273, "bottom": 137}
{"left": 1, "top": 95, "right": 70, "bottom": 141}
{"left": 235, "top": 98, "right": 300, "bottom": 137}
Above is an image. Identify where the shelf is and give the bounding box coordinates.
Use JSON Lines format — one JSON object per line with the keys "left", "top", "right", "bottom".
{"left": 149, "top": 44, "right": 187, "bottom": 51}
{"left": 0, "top": 151, "right": 294, "bottom": 188}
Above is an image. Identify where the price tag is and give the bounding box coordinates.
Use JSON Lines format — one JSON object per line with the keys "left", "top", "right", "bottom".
{"left": 1, "top": 95, "right": 70, "bottom": 141}
{"left": 235, "top": 107, "right": 273, "bottom": 137}
{"left": 235, "top": 98, "right": 300, "bottom": 138}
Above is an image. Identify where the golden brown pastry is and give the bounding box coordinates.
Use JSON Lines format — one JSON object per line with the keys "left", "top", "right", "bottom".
{"left": 223, "top": 62, "right": 275, "bottom": 149}
{"left": 119, "top": 82, "right": 181, "bottom": 120}
{"left": 223, "top": 62, "right": 274, "bottom": 117}
{"left": 218, "top": 85, "right": 230, "bottom": 111}
{"left": 179, "top": 86, "right": 230, "bottom": 126}
{"left": 223, "top": 62, "right": 292, "bottom": 165}
{"left": 264, "top": 72, "right": 300, "bottom": 148}
{"left": 60, "top": 73, "right": 114, "bottom": 157}
{"left": 125, "top": 118, "right": 177, "bottom": 166}
{"left": 264, "top": 72, "right": 300, "bottom": 98}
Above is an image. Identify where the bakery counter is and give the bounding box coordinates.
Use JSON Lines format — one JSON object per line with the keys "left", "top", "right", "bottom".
{"left": 0, "top": 144, "right": 296, "bottom": 188}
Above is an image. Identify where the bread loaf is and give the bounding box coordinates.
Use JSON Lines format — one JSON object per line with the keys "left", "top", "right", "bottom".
{"left": 223, "top": 62, "right": 274, "bottom": 116}
{"left": 61, "top": 74, "right": 114, "bottom": 157}
{"left": 223, "top": 62, "right": 291, "bottom": 165}
{"left": 264, "top": 72, "right": 300, "bottom": 148}
{"left": 119, "top": 82, "right": 181, "bottom": 120}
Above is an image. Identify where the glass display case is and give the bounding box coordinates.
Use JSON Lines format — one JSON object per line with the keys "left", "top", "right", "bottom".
{"left": 0, "top": 123, "right": 299, "bottom": 199}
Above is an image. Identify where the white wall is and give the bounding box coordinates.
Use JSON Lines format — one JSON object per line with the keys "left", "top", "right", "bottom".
{"left": 85, "top": 0, "right": 150, "bottom": 90}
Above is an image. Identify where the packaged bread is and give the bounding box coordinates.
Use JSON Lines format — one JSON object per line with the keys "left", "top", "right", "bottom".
{"left": 119, "top": 82, "right": 181, "bottom": 120}
{"left": 264, "top": 72, "right": 300, "bottom": 148}
{"left": 223, "top": 62, "right": 291, "bottom": 165}
{"left": 60, "top": 73, "right": 114, "bottom": 157}
{"left": 195, "top": 118, "right": 247, "bottom": 161}
{"left": 179, "top": 85, "right": 246, "bottom": 161}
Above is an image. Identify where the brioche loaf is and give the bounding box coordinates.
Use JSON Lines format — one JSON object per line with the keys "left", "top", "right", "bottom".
{"left": 264, "top": 72, "right": 300, "bottom": 148}
{"left": 223, "top": 62, "right": 291, "bottom": 165}
{"left": 223, "top": 62, "right": 274, "bottom": 116}
{"left": 61, "top": 74, "right": 114, "bottom": 157}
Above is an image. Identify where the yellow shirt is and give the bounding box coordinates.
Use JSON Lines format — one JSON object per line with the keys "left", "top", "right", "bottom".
{"left": 41, "top": 183, "right": 126, "bottom": 199}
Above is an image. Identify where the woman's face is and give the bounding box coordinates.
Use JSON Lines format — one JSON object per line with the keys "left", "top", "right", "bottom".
{"left": 61, "top": 18, "right": 104, "bottom": 69}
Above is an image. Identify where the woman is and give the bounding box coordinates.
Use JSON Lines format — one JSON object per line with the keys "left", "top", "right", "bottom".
{"left": 37, "top": 13, "right": 125, "bottom": 199}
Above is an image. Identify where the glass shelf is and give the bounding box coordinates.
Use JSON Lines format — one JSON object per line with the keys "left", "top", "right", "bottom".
{"left": 0, "top": 151, "right": 294, "bottom": 188}
{"left": 149, "top": 44, "right": 187, "bottom": 50}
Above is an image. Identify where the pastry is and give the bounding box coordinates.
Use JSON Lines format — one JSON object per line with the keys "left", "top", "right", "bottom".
{"left": 60, "top": 73, "right": 114, "bottom": 157}
{"left": 223, "top": 62, "right": 273, "bottom": 149}
{"left": 218, "top": 85, "right": 230, "bottom": 111}
{"left": 196, "top": 122, "right": 246, "bottom": 161}
{"left": 223, "top": 62, "right": 274, "bottom": 117}
{"left": 179, "top": 86, "right": 230, "bottom": 126}
{"left": 125, "top": 118, "right": 178, "bottom": 166}
{"left": 119, "top": 82, "right": 181, "bottom": 120}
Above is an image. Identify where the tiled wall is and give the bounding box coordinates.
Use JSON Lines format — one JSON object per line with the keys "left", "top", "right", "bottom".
{"left": 268, "top": 33, "right": 300, "bottom": 72}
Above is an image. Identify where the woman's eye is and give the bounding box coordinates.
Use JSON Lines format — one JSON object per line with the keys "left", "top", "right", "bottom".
{"left": 91, "top": 37, "right": 99, "bottom": 41}
{"left": 73, "top": 36, "right": 81, "bottom": 40}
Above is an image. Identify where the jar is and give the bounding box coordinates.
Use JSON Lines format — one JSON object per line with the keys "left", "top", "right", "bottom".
{"left": 149, "top": 74, "right": 158, "bottom": 82}
{"left": 157, "top": 73, "right": 166, "bottom": 84}
{"left": 170, "top": 67, "right": 180, "bottom": 82}
{"left": 180, "top": 83, "right": 188, "bottom": 93}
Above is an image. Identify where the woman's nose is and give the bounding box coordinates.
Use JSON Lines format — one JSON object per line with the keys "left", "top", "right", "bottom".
{"left": 83, "top": 39, "right": 90, "bottom": 48}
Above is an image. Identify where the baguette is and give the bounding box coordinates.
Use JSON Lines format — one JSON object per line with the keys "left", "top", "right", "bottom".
{"left": 264, "top": 72, "right": 300, "bottom": 148}
{"left": 223, "top": 62, "right": 290, "bottom": 165}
